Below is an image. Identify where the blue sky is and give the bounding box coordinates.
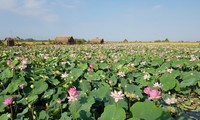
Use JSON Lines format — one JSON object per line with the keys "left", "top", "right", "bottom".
{"left": 0, "top": 0, "right": 200, "bottom": 41}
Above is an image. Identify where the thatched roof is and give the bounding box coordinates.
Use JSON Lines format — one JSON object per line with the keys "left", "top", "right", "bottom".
{"left": 91, "top": 37, "right": 104, "bottom": 44}
{"left": 4, "top": 37, "right": 14, "bottom": 41}
{"left": 55, "top": 36, "right": 75, "bottom": 45}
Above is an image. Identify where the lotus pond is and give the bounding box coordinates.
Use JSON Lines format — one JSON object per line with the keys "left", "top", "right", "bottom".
{"left": 0, "top": 44, "right": 200, "bottom": 120}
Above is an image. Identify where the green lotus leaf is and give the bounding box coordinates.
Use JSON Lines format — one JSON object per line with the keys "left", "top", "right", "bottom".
{"left": 77, "top": 63, "right": 88, "bottom": 70}
{"left": 92, "top": 84, "right": 110, "bottom": 101}
{"left": 6, "top": 76, "right": 26, "bottom": 94}
{"left": 47, "top": 78, "right": 60, "bottom": 86}
{"left": 31, "top": 81, "right": 48, "bottom": 95}
{"left": 150, "top": 58, "right": 164, "bottom": 67}
{"left": 180, "top": 71, "right": 200, "bottom": 88}
{"left": 156, "top": 62, "right": 171, "bottom": 72}
{"left": 79, "top": 80, "right": 91, "bottom": 93}
{"left": 16, "top": 107, "right": 29, "bottom": 119}
{"left": 60, "top": 112, "right": 71, "bottom": 120}
{"left": 26, "top": 94, "right": 38, "bottom": 104}
{"left": 84, "top": 72, "right": 101, "bottom": 81}
{"left": 39, "top": 110, "right": 49, "bottom": 120}
{"left": 68, "top": 68, "right": 83, "bottom": 80}
{"left": 0, "top": 114, "right": 8, "bottom": 120}
{"left": 0, "top": 95, "right": 6, "bottom": 112}
{"left": 195, "top": 88, "right": 200, "bottom": 95}
{"left": 123, "top": 84, "right": 143, "bottom": 98}
{"left": 98, "top": 104, "right": 126, "bottom": 120}
{"left": 160, "top": 73, "right": 177, "bottom": 91}
{"left": 98, "top": 63, "right": 108, "bottom": 70}
{"left": 69, "top": 101, "right": 81, "bottom": 119}
{"left": 78, "top": 93, "right": 95, "bottom": 119}
{"left": 130, "top": 102, "right": 172, "bottom": 120}
{"left": 0, "top": 68, "right": 13, "bottom": 80}
{"left": 42, "top": 89, "right": 55, "bottom": 100}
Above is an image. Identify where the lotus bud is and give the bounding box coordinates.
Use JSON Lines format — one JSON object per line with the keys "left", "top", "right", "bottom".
{"left": 28, "top": 104, "right": 31, "bottom": 108}
{"left": 33, "top": 115, "right": 36, "bottom": 120}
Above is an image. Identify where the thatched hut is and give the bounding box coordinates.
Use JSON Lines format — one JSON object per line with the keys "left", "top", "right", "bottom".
{"left": 55, "top": 36, "right": 75, "bottom": 45}
{"left": 91, "top": 37, "right": 104, "bottom": 44}
{"left": 4, "top": 37, "right": 15, "bottom": 46}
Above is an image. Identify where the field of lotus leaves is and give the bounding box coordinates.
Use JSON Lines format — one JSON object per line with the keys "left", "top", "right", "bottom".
{"left": 0, "top": 43, "right": 200, "bottom": 120}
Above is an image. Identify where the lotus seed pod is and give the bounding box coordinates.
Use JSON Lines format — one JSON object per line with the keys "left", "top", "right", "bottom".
{"left": 7, "top": 113, "right": 12, "bottom": 118}
{"left": 30, "top": 85, "right": 34, "bottom": 88}
{"left": 25, "top": 97, "right": 28, "bottom": 101}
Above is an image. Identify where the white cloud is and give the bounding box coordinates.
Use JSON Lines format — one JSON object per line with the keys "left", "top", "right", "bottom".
{"left": 152, "top": 5, "right": 162, "bottom": 10}
{"left": 0, "top": 0, "right": 17, "bottom": 9}
{"left": 42, "top": 14, "right": 58, "bottom": 23}
{"left": 51, "top": 0, "right": 81, "bottom": 9}
{"left": 0, "top": 0, "right": 58, "bottom": 23}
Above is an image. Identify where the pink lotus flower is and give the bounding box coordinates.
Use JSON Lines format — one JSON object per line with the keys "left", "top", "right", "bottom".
{"left": 166, "top": 68, "right": 173, "bottom": 73}
{"left": 144, "top": 87, "right": 161, "bottom": 100}
{"left": 15, "top": 57, "right": 21, "bottom": 61}
{"left": 108, "top": 80, "right": 113, "bottom": 86}
{"left": 144, "top": 87, "right": 152, "bottom": 94}
{"left": 89, "top": 63, "right": 94, "bottom": 68}
{"left": 22, "top": 59, "right": 28, "bottom": 65}
{"left": 159, "top": 52, "right": 165, "bottom": 58}
{"left": 176, "top": 64, "right": 181, "bottom": 68}
{"left": 87, "top": 67, "right": 92, "bottom": 72}
{"left": 190, "top": 55, "right": 198, "bottom": 61}
{"left": 140, "top": 61, "right": 146, "bottom": 65}
{"left": 11, "top": 65, "right": 16, "bottom": 69}
{"left": 19, "top": 84, "right": 25, "bottom": 89}
{"left": 18, "top": 65, "right": 27, "bottom": 70}
{"left": 106, "top": 65, "right": 111, "bottom": 69}
{"left": 43, "top": 55, "right": 49, "bottom": 59}
{"left": 164, "top": 98, "right": 176, "bottom": 105}
{"left": 7, "top": 60, "right": 11, "bottom": 65}
{"left": 67, "top": 87, "right": 79, "bottom": 102}
{"left": 61, "top": 62, "right": 67, "bottom": 65}
{"left": 57, "top": 98, "right": 62, "bottom": 104}
{"left": 3, "top": 98, "right": 13, "bottom": 106}
{"left": 148, "top": 90, "right": 161, "bottom": 100}
{"left": 117, "top": 71, "right": 126, "bottom": 77}
{"left": 110, "top": 90, "right": 124, "bottom": 102}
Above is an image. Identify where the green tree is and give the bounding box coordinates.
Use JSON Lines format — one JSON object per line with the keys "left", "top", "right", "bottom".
{"left": 48, "top": 39, "right": 53, "bottom": 45}
{"left": 123, "top": 39, "right": 128, "bottom": 43}
{"left": 163, "top": 38, "right": 169, "bottom": 42}
{"left": 14, "top": 36, "right": 21, "bottom": 44}
{"left": 0, "top": 40, "right": 5, "bottom": 46}
{"left": 154, "top": 40, "right": 161, "bottom": 42}
{"left": 75, "top": 39, "right": 87, "bottom": 44}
